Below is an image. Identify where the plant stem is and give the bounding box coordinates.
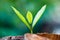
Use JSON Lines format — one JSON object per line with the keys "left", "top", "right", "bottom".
{"left": 31, "top": 30, "right": 33, "bottom": 34}
{"left": 30, "top": 27, "right": 33, "bottom": 34}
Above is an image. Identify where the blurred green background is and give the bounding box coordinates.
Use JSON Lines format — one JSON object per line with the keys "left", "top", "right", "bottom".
{"left": 0, "top": 0, "right": 60, "bottom": 38}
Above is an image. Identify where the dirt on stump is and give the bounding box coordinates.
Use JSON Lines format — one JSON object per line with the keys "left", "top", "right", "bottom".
{"left": 37, "top": 33, "right": 60, "bottom": 40}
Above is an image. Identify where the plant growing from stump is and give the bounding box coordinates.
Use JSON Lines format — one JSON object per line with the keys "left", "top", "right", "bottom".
{"left": 11, "top": 5, "right": 46, "bottom": 34}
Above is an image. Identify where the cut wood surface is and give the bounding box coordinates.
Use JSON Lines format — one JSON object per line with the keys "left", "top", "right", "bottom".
{"left": 0, "top": 33, "right": 60, "bottom": 40}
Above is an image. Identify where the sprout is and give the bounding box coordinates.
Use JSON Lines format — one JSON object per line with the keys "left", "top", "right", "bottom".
{"left": 26, "top": 11, "right": 33, "bottom": 24}
{"left": 32, "top": 5, "right": 46, "bottom": 28}
{"left": 11, "top": 5, "right": 46, "bottom": 34}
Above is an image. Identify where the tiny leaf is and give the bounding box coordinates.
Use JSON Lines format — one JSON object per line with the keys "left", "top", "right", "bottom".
{"left": 32, "top": 5, "right": 46, "bottom": 28}
{"left": 26, "top": 11, "right": 33, "bottom": 24}
{"left": 11, "top": 6, "right": 31, "bottom": 30}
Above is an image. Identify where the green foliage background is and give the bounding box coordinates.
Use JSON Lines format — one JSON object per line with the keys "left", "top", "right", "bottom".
{"left": 0, "top": 0, "right": 60, "bottom": 37}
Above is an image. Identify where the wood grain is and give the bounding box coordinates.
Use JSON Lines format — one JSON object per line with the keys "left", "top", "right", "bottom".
{"left": 37, "top": 33, "right": 60, "bottom": 40}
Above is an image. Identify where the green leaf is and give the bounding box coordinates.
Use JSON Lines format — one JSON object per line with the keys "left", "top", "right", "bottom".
{"left": 11, "top": 6, "right": 31, "bottom": 30}
{"left": 32, "top": 5, "right": 46, "bottom": 28}
{"left": 26, "top": 11, "right": 33, "bottom": 24}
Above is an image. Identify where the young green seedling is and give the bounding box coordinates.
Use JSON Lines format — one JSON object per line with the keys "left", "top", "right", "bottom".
{"left": 11, "top": 5, "right": 46, "bottom": 34}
